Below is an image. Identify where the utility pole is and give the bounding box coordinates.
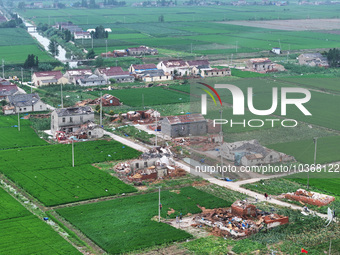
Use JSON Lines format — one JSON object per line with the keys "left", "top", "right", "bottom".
{"left": 308, "top": 137, "right": 318, "bottom": 189}
{"left": 17, "top": 112, "right": 20, "bottom": 131}
{"left": 220, "top": 109, "right": 224, "bottom": 178}
{"left": 100, "top": 91, "right": 103, "bottom": 127}
{"left": 191, "top": 43, "right": 192, "bottom": 54}
{"left": 21, "top": 68, "right": 23, "bottom": 85}
{"left": 2, "top": 59, "right": 4, "bottom": 79}
{"left": 105, "top": 40, "right": 108, "bottom": 58}
{"left": 158, "top": 187, "right": 161, "bottom": 222}
{"left": 30, "top": 68, "right": 33, "bottom": 93}
{"left": 155, "top": 113, "right": 158, "bottom": 147}
{"left": 142, "top": 94, "right": 144, "bottom": 109}
{"left": 60, "top": 84, "right": 63, "bottom": 108}
{"left": 236, "top": 41, "right": 238, "bottom": 53}
{"left": 72, "top": 139, "right": 74, "bottom": 167}
{"left": 91, "top": 36, "right": 93, "bottom": 49}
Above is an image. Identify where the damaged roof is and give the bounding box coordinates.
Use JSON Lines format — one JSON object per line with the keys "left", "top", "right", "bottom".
{"left": 97, "top": 66, "right": 130, "bottom": 76}
{"left": 165, "top": 114, "right": 206, "bottom": 125}
{"left": 55, "top": 106, "right": 93, "bottom": 117}
{"left": 8, "top": 93, "right": 41, "bottom": 107}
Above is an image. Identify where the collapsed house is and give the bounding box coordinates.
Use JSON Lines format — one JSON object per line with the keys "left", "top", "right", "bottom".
{"left": 90, "top": 94, "right": 121, "bottom": 106}
{"left": 246, "top": 58, "right": 276, "bottom": 73}
{"left": 218, "top": 140, "right": 294, "bottom": 166}
{"left": 123, "top": 109, "right": 160, "bottom": 124}
{"left": 115, "top": 147, "right": 185, "bottom": 183}
{"left": 279, "top": 189, "right": 335, "bottom": 206}
{"left": 193, "top": 200, "right": 288, "bottom": 238}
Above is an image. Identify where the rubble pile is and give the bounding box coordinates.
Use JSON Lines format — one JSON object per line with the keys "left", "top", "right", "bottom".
{"left": 191, "top": 201, "right": 289, "bottom": 238}
{"left": 280, "top": 189, "right": 335, "bottom": 206}
{"left": 114, "top": 147, "right": 186, "bottom": 185}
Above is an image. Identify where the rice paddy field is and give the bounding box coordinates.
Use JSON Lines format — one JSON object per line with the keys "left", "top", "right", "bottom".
{"left": 0, "top": 187, "right": 80, "bottom": 254}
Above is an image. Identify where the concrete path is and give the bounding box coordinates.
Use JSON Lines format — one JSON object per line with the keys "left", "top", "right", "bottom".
{"left": 105, "top": 130, "right": 329, "bottom": 219}
{"left": 103, "top": 130, "right": 150, "bottom": 152}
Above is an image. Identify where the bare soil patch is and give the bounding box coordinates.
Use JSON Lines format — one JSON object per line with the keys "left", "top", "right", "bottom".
{"left": 220, "top": 19, "right": 340, "bottom": 31}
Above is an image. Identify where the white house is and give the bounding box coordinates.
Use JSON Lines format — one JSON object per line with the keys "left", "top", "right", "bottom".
{"left": 157, "top": 60, "right": 191, "bottom": 76}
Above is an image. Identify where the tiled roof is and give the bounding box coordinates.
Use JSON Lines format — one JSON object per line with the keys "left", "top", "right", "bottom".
{"left": 34, "top": 71, "right": 63, "bottom": 80}
{"left": 132, "top": 64, "right": 157, "bottom": 70}
{"left": 8, "top": 93, "right": 41, "bottom": 107}
{"left": 0, "top": 84, "right": 18, "bottom": 96}
{"left": 98, "top": 67, "right": 130, "bottom": 76}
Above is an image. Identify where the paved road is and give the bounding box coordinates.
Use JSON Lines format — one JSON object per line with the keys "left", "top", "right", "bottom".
{"left": 105, "top": 130, "right": 329, "bottom": 219}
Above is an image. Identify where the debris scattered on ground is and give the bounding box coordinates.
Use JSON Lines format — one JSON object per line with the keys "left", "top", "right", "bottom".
{"left": 279, "top": 189, "right": 335, "bottom": 206}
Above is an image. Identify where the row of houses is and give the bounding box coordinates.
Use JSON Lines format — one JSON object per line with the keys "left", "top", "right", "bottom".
{"left": 101, "top": 45, "right": 158, "bottom": 58}
{"left": 32, "top": 60, "right": 232, "bottom": 86}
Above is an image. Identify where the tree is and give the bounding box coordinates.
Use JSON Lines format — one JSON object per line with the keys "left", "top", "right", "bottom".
{"left": 86, "top": 49, "right": 96, "bottom": 59}
{"left": 327, "top": 48, "right": 340, "bottom": 68}
{"left": 18, "top": 1, "right": 25, "bottom": 9}
{"left": 48, "top": 40, "right": 59, "bottom": 56}
{"left": 93, "top": 25, "right": 106, "bottom": 39}
{"left": 95, "top": 56, "right": 104, "bottom": 67}
{"left": 81, "top": 0, "right": 88, "bottom": 7}
{"left": 24, "top": 54, "right": 39, "bottom": 68}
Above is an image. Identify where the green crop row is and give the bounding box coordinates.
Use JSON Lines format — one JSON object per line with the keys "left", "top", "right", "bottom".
{"left": 0, "top": 187, "right": 80, "bottom": 254}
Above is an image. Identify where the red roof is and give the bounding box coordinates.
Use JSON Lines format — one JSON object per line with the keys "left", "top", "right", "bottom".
{"left": 187, "top": 60, "right": 210, "bottom": 67}
{"left": 132, "top": 64, "right": 157, "bottom": 70}
{"left": 0, "top": 84, "right": 18, "bottom": 94}
{"left": 34, "top": 71, "right": 63, "bottom": 80}
{"left": 98, "top": 67, "right": 130, "bottom": 76}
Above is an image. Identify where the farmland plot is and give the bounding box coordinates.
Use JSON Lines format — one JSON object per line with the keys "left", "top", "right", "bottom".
{"left": 97, "top": 87, "right": 191, "bottom": 107}
{"left": 0, "top": 140, "right": 140, "bottom": 206}
{"left": 57, "top": 187, "right": 228, "bottom": 254}
{"left": 267, "top": 136, "right": 340, "bottom": 164}
{"left": 0, "top": 127, "right": 48, "bottom": 150}
{"left": 0, "top": 188, "right": 80, "bottom": 254}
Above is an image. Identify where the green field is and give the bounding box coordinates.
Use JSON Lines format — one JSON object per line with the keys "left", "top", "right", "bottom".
{"left": 57, "top": 186, "right": 228, "bottom": 254}
{"left": 17, "top": 5, "right": 340, "bottom": 56}
{"left": 268, "top": 136, "right": 340, "bottom": 164}
{"left": 0, "top": 127, "right": 48, "bottom": 150}
{"left": 242, "top": 174, "right": 340, "bottom": 215}
{"left": 0, "top": 140, "right": 141, "bottom": 206}
{"left": 188, "top": 78, "right": 340, "bottom": 131}
{"left": 278, "top": 77, "right": 340, "bottom": 93}
{"left": 95, "top": 87, "right": 191, "bottom": 107}
{"left": 0, "top": 187, "right": 80, "bottom": 254}
{"left": 0, "top": 28, "right": 56, "bottom": 64}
